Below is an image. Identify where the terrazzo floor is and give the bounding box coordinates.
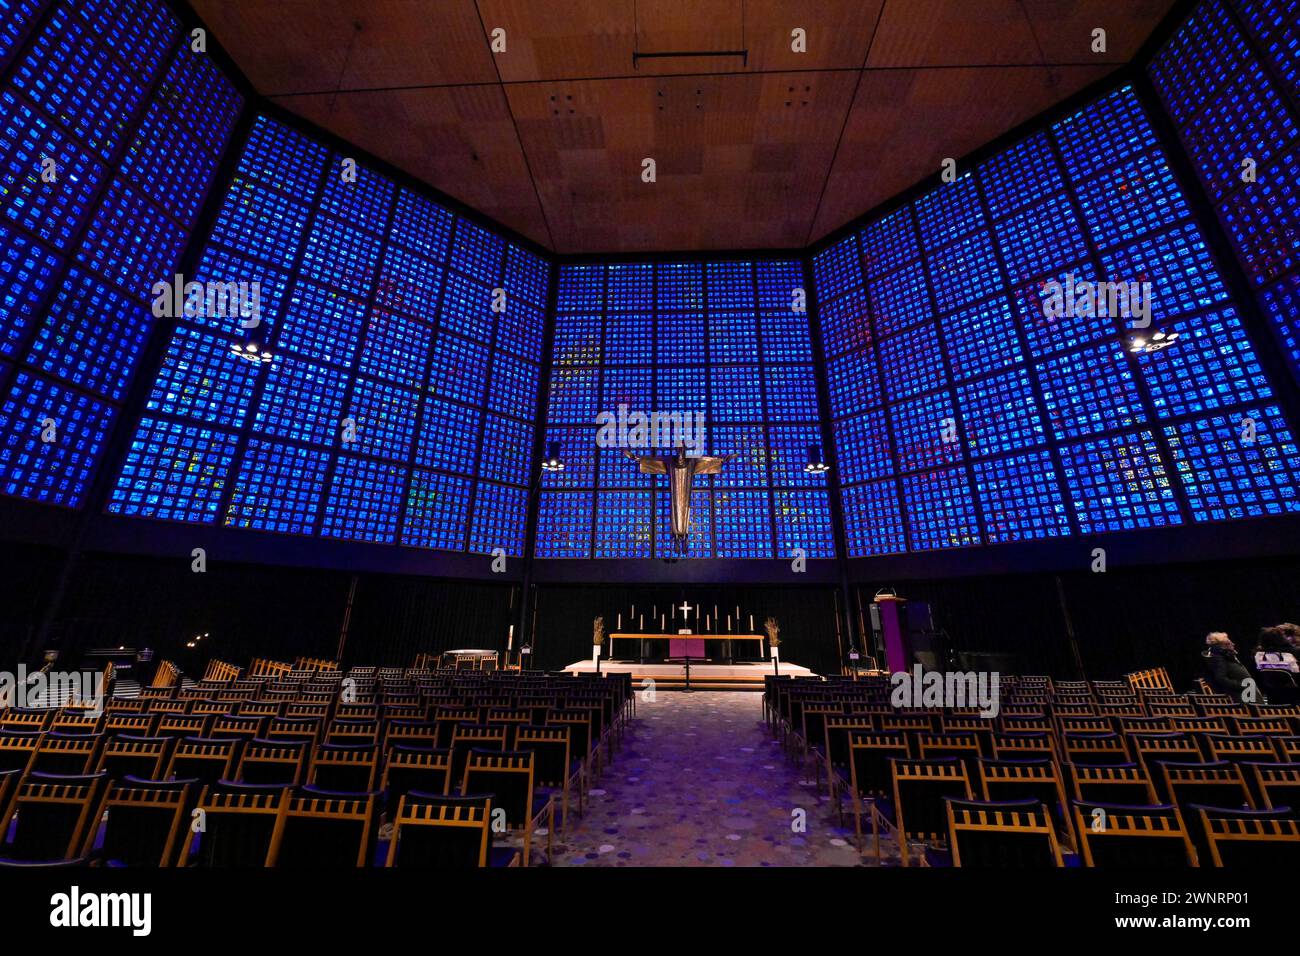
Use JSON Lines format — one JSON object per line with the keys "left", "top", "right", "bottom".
{"left": 543, "top": 690, "right": 900, "bottom": 867}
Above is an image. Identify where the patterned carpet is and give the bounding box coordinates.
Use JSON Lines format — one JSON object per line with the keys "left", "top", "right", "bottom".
{"left": 544, "top": 690, "right": 899, "bottom": 867}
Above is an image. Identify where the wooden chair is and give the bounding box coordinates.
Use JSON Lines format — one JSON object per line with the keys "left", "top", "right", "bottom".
{"left": 308, "top": 743, "right": 378, "bottom": 793}
{"left": 165, "top": 736, "right": 241, "bottom": 786}
{"left": 1195, "top": 805, "right": 1300, "bottom": 866}
{"left": 978, "top": 756, "right": 1072, "bottom": 849}
{"left": 1244, "top": 761, "right": 1300, "bottom": 811}
{"left": 516, "top": 724, "right": 582, "bottom": 831}
{"left": 450, "top": 723, "right": 508, "bottom": 789}
{"left": 1127, "top": 733, "right": 1203, "bottom": 800}
{"left": 266, "top": 716, "right": 322, "bottom": 744}
{"left": 385, "top": 792, "right": 519, "bottom": 867}
{"left": 843, "top": 731, "right": 909, "bottom": 851}
{"left": 381, "top": 745, "right": 453, "bottom": 819}
{"left": 102, "top": 712, "right": 158, "bottom": 737}
{"left": 991, "top": 731, "right": 1055, "bottom": 761}
{"left": 87, "top": 776, "right": 195, "bottom": 867}
{"left": 0, "top": 771, "right": 107, "bottom": 862}
{"left": 31, "top": 732, "right": 103, "bottom": 776}
{"left": 211, "top": 714, "right": 268, "bottom": 743}
{"left": 461, "top": 749, "right": 554, "bottom": 866}
{"left": 1204, "top": 734, "right": 1276, "bottom": 766}
{"left": 97, "top": 734, "right": 171, "bottom": 781}
{"left": 943, "top": 797, "right": 1064, "bottom": 867}
{"left": 235, "top": 739, "right": 308, "bottom": 786}
{"left": 1070, "top": 763, "right": 1158, "bottom": 806}
{"left": 1061, "top": 731, "right": 1129, "bottom": 766}
{"left": 1072, "top": 800, "right": 1196, "bottom": 866}
{"left": 1159, "top": 761, "right": 1253, "bottom": 861}
{"left": 155, "top": 713, "right": 212, "bottom": 739}
{"left": 0, "top": 729, "right": 42, "bottom": 774}
{"left": 872, "top": 757, "right": 973, "bottom": 866}
{"left": 0, "top": 708, "right": 53, "bottom": 732}
{"left": 180, "top": 781, "right": 289, "bottom": 866}
{"left": 271, "top": 787, "right": 376, "bottom": 867}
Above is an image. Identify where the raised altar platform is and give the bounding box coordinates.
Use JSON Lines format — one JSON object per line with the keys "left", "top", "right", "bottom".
{"left": 562, "top": 659, "right": 815, "bottom": 691}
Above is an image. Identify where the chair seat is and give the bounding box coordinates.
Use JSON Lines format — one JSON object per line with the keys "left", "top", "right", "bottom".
{"left": 489, "top": 846, "right": 521, "bottom": 867}
{"left": 923, "top": 845, "right": 953, "bottom": 867}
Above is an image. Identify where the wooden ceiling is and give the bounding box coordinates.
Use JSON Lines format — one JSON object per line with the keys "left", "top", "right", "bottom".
{"left": 192, "top": 0, "right": 1177, "bottom": 254}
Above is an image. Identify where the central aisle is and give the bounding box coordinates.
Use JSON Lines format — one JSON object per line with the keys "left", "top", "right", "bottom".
{"left": 550, "top": 690, "right": 887, "bottom": 867}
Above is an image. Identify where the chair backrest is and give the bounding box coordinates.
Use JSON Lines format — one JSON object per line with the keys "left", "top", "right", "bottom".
{"left": 461, "top": 749, "right": 535, "bottom": 828}
{"left": 386, "top": 792, "right": 496, "bottom": 867}
{"left": 308, "top": 743, "right": 378, "bottom": 793}
{"left": 165, "top": 736, "right": 241, "bottom": 785}
{"left": 183, "top": 781, "right": 289, "bottom": 866}
{"left": 847, "top": 731, "right": 909, "bottom": 799}
{"left": 890, "top": 757, "right": 973, "bottom": 846}
{"left": 1062, "top": 732, "right": 1129, "bottom": 765}
{"left": 514, "top": 725, "right": 572, "bottom": 788}
{"left": 1205, "top": 734, "right": 1277, "bottom": 765}
{"left": 382, "top": 745, "right": 453, "bottom": 813}
{"left": 93, "top": 776, "right": 196, "bottom": 866}
{"left": 31, "top": 732, "right": 103, "bottom": 776}
{"left": 266, "top": 716, "right": 322, "bottom": 743}
{"left": 272, "top": 787, "right": 376, "bottom": 867}
{"left": 97, "top": 734, "right": 171, "bottom": 780}
{"left": 1070, "top": 762, "right": 1157, "bottom": 805}
{"left": 1072, "top": 800, "right": 1195, "bottom": 866}
{"left": 0, "top": 728, "right": 42, "bottom": 773}
{"left": 236, "top": 738, "right": 308, "bottom": 786}
{"left": 1, "top": 771, "right": 108, "bottom": 861}
{"left": 978, "top": 757, "right": 1070, "bottom": 838}
{"left": 1244, "top": 761, "right": 1300, "bottom": 811}
{"left": 1194, "top": 805, "right": 1300, "bottom": 866}
{"left": 991, "top": 731, "right": 1054, "bottom": 761}
{"left": 211, "top": 714, "right": 267, "bottom": 741}
{"left": 946, "top": 797, "right": 1063, "bottom": 867}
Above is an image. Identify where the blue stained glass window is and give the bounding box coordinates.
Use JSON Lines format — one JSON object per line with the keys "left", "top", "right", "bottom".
{"left": 449, "top": 220, "right": 504, "bottom": 283}
{"left": 902, "top": 466, "right": 982, "bottom": 551}
{"left": 710, "top": 366, "right": 763, "bottom": 422}
{"left": 1259, "top": 274, "right": 1300, "bottom": 378}
{"left": 834, "top": 410, "right": 894, "bottom": 484}
{"left": 819, "top": 289, "right": 872, "bottom": 358}
{"left": 224, "top": 438, "right": 329, "bottom": 535}
{"left": 711, "top": 424, "right": 768, "bottom": 487}
{"left": 276, "top": 281, "right": 365, "bottom": 368}
{"left": 1166, "top": 404, "right": 1300, "bottom": 521}
{"left": 0, "top": 370, "right": 114, "bottom": 507}
{"left": 827, "top": 348, "right": 881, "bottom": 418}
{"left": 1058, "top": 429, "right": 1182, "bottom": 533}
{"left": 318, "top": 160, "right": 394, "bottom": 232}
{"left": 479, "top": 414, "right": 532, "bottom": 486}
{"left": 119, "top": 100, "right": 222, "bottom": 225}
{"left": 713, "top": 488, "right": 772, "bottom": 558}
{"left": 655, "top": 488, "right": 711, "bottom": 558}
{"left": 76, "top": 180, "right": 186, "bottom": 300}
{"left": 32, "top": 273, "right": 149, "bottom": 401}
{"left": 487, "top": 354, "right": 538, "bottom": 419}
{"left": 347, "top": 376, "right": 418, "bottom": 460}
{"left": 440, "top": 271, "right": 495, "bottom": 343}
{"left": 974, "top": 449, "right": 1071, "bottom": 542}
{"left": 403, "top": 469, "right": 472, "bottom": 550}
{"left": 842, "top": 480, "right": 906, "bottom": 556}
{"left": 768, "top": 424, "right": 824, "bottom": 487}
{"left": 426, "top": 332, "right": 488, "bottom": 406}
{"left": 654, "top": 366, "right": 708, "bottom": 415}
{"left": 656, "top": 263, "right": 704, "bottom": 311}
{"left": 1015, "top": 262, "right": 1115, "bottom": 357}
{"left": 1052, "top": 85, "right": 1157, "bottom": 181}
{"left": 0, "top": 222, "right": 60, "bottom": 358}
{"left": 546, "top": 425, "right": 596, "bottom": 488}
{"left": 321, "top": 455, "right": 405, "bottom": 543}
{"left": 891, "top": 390, "right": 962, "bottom": 473}
{"left": 957, "top": 368, "right": 1045, "bottom": 458}
{"left": 152, "top": 46, "right": 242, "bottom": 154}
{"left": 237, "top": 116, "right": 328, "bottom": 193}
{"left": 978, "top": 132, "right": 1065, "bottom": 222}
{"left": 929, "top": 231, "right": 1002, "bottom": 314}
{"left": 1096, "top": 223, "right": 1228, "bottom": 324}
{"left": 760, "top": 310, "right": 814, "bottom": 362}
{"left": 505, "top": 245, "right": 549, "bottom": 308}
{"left": 548, "top": 367, "right": 599, "bottom": 423}
{"left": 468, "top": 482, "right": 528, "bottom": 556}
{"left": 375, "top": 245, "right": 444, "bottom": 320}
{"left": 0, "top": 0, "right": 46, "bottom": 67}
{"left": 916, "top": 175, "right": 985, "bottom": 249}
{"left": 254, "top": 356, "right": 347, "bottom": 446}
{"left": 1234, "top": 0, "right": 1300, "bottom": 102}
{"left": 299, "top": 215, "right": 381, "bottom": 299}
{"left": 1137, "top": 306, "right": 1273, "bottom": 417}
{"left": 146, "top": 326, "right": 259, "bottom": 428}
{"left": 1037, "top": 341, "right": 1147, "bottom": 441}
{"left": 765, "top": 365, "right": 819, "bottom": 421}
{"left": 1219, "top": 147, "right": 1300, "bottom": 286}
{"left": 709, "top": 311, "right": 760, "bottom": 363}
{"left": 552, "top": 313, "right": 602, "bottom": 366}
{"left": 416, "top": 397, "right": 480, "bottom": 474}
{"left": 209, "top": 179, "right": 311, "bottom": 270}
{"left": 601, "top": 366, "right": 652, "bottom": 412}
{"left": 769, "top": 494, "right": 832, "bottom": 561}
{"left": 597, "top": 440, "right": 654, "bottom": 489}
{"left": 1075, "top": 151, "right": 1193, "bottom": 251}
{"left": 389, "top": 188, "right": 452, "bottom": 261}
{"left": 108, "top": 416, "right": 237, "bottom": 522}
{"left": 358, "top": 308, "right": 432, "bottom": 388}
{"left": 556, "top": 265, "right": 603, "bottom": 313}
{"left": 880, "top": 323, "right": 947, "bottom": 402}
{"left": 534, "top": 491, "right": 592, "bottom": 558}
{"left": 860, "top": 208, "right": 918, "bottom": 278}
{"left": 498, "top": 299, "right": 545, "bottom": 363}
{"left": 606, "top": 312, "right": 653, "bottom": 364}
{"left": 941, "top": 297, "right": 1023, "bottom": 380}
{"left": 868, "top": 265, "right": 929, "bottom": 338}
{"left": 1150, "top": 0, "right": 1253, "bottom": 124}
{"left": 756, "top": 260, "right": 803, "bottom": 309}
{"left": 996, "top": 195, "right": 1089, "bottom": 282}
{"left": 654, "top": 313, "right": 706, "bottom": 363}
{"left": 705, "top": 261, "right": 753, "bottom": 309}
{"left": 78, "top": 0, "right": 178, "bottom": 78}
{"left": 190, "top": 245, "right": 292, "bottom": 338}
{"left": 0, "top": 92, "right": 107, "bottom": 248}
{"left": 595, "top": 490, "right": 654, "bottom": 557}
{"left": 812, "top": 237, "right": 862, "bottom": 302}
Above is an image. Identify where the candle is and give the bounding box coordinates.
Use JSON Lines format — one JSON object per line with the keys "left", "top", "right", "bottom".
{"left": 749, "top": 614, "right": 754, "bottom": 632}
{"left": 639, "top": 615, "right": 643, "bottom": 630}
{"left": 618, "top": 613, "right": 621, "bottom": 629}
{"left": 508, "top": 624, "right": 514, "bottom": 650}
{"left": 661, "top": 614, "right": 665, "bottom": 631}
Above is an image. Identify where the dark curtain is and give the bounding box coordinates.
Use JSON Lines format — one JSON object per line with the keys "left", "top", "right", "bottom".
{"left": 0, "top": 540, "right": 64, "bottom": 663}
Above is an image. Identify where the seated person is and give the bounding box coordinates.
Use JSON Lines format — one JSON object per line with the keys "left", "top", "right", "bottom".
{"left": 1201, "top": 632, "right": 1252, "bottom": 697}
{"left": 1276, "top": 622, "right": 1300, "bottom": 655}
{"left": 1255, "top": 626, "right": 1300, "bottom": 673}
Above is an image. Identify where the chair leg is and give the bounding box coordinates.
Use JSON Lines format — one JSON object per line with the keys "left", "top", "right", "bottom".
{"left": 523, "top": 821, "right": 532, "bottom": 868}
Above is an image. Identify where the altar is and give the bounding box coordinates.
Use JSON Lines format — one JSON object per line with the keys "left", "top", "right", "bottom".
{"left": 606, "top": 632, "right": 767, "bottom": 664}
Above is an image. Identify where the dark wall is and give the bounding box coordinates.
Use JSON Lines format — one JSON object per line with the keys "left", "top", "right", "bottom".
{"left": 856, "top": 554, "right": 1300, "bottom": 690}
{"left": 0, "top": 540, "right": 65, "bottom": 662}
{"left": 530, "top": 583, "right": 843, "bottom": 674}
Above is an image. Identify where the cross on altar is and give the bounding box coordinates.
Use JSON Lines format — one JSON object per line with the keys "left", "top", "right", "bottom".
{"left": 678, "top": 600, "right": 694, "bottom": 616}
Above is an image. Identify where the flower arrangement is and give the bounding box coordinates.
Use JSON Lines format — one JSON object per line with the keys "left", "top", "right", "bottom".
{"left": 763, "top": 616, "right": 780, "bottom": 647}
{"left": 593, "top": 616, "right": 606, "bottom": 646}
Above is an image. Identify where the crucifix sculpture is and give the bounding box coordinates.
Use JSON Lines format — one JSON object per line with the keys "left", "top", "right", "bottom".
{"left": 625, "top": 444, "right": 738, "bottom": 552}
